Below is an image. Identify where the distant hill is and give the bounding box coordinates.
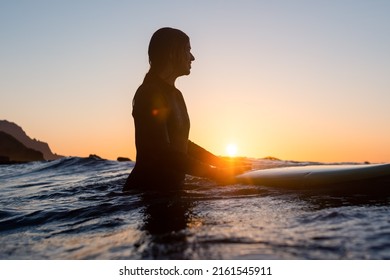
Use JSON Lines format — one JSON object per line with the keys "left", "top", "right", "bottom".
{"left": 0, "top": 131, "right": 44, "bottom": 162}
{"left": 0, "top": 120, "right": 63, "bottom": 160}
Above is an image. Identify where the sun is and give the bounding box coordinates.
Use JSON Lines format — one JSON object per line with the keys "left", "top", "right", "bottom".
{"left": 226, "top": 144, "right": 238, "bottom": 157}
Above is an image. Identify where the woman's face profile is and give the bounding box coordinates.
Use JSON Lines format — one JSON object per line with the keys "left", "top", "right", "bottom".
{"left": 175, "top": 42, "right": 195, "bottom": 76}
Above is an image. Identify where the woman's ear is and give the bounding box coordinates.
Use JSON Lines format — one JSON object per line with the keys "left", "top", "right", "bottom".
{"left": 168, "top": 48, "right": 177, "bottom": 60}
{"left": 167, "top": 50, "right": 179, "bottom": 70}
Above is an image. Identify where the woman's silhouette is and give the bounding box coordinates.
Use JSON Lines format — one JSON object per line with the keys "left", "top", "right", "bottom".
{"left": 124, "top": 27, "right": 248, "bottom": 191}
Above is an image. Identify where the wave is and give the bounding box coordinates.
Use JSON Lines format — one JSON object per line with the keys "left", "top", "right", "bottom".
{"left": 1, "top": 156, "right": 133, "bottom": 178}
{"left": 1, "top": 156, "right": 390, "bottom": 259}
{"left": 29, "top": 156, "right": 133, "bottom": 172}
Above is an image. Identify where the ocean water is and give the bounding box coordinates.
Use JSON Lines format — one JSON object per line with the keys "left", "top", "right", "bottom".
{"left": 1, "top": 157, "right": 390, "bottom": 260}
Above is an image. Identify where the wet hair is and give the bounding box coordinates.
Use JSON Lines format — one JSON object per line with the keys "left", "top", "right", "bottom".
{"left": 148, "top": 27, "right": 190, "bottom": 73}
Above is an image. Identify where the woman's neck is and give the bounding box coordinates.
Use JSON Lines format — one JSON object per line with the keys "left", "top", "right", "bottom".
{"left": 154, "top": 67, "right": 178, "bottom": 86}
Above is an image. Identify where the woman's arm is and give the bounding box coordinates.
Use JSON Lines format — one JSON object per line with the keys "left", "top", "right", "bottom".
{"left": 187, "top": 141, "right": 225, "bottom": 167}
{"left": 186, "top": 140, "right": 252, "bottom": 183}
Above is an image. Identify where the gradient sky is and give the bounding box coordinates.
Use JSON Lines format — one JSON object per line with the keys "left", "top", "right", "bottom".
{"left": 1, "top": 0, "right": 390, "bottom": 163}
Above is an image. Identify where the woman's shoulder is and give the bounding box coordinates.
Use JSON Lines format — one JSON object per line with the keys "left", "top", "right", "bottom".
{"left": 134, "top": 82, "right": 164, "bottom": 103}
{"left": 134, "top": 73, "right": 173, "bottom": 102}
{"left": 133, "top": 81, "right": 169, "bottom": 112}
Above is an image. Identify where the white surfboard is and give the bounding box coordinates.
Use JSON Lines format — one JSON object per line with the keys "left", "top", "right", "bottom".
{"left": 236, "top": 163, "right": 390, "bottom": 189}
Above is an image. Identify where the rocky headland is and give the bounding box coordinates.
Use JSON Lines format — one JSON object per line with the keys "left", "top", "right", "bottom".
{"left": 0, "top": 120, "right": 63, "bottom": 163}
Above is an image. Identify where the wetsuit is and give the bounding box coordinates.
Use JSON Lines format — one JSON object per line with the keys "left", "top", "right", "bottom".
{"left": 123, "top": 72, "right": 222, "bottom": 191}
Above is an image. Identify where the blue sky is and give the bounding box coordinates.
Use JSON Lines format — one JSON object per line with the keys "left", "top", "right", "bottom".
{"left": 1, "top": 0, "right": 390, "bottom": 162}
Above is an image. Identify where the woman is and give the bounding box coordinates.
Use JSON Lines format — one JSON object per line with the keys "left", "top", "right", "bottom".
{"left": 123, "top": 27, "right": 248, "bottom": 191}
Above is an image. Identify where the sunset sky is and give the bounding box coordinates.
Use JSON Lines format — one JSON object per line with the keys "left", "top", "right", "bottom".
{"left": 1, "top": 0, "right": 390, "bottom": 163}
